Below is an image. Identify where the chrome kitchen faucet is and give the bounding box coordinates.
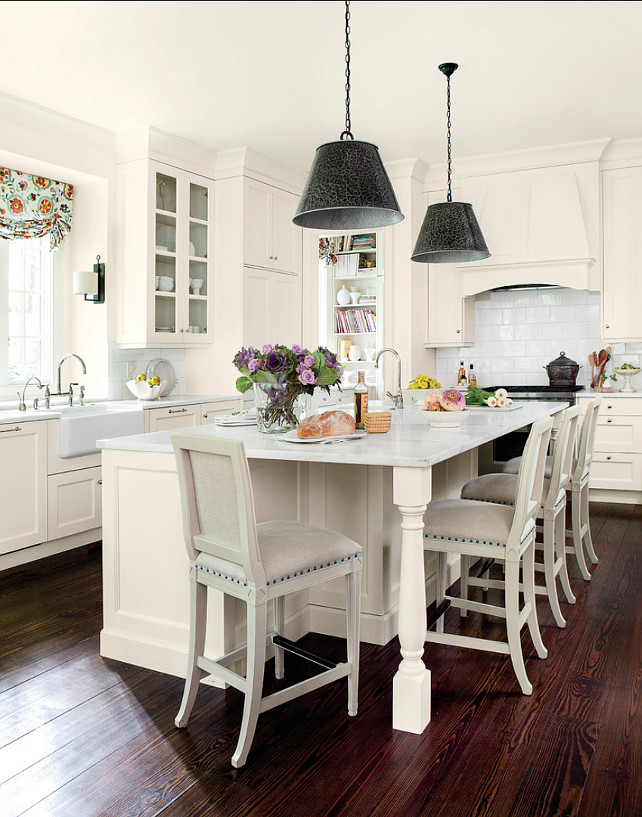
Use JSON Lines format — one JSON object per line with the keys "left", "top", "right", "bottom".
{"left": 375, "top": 348, "right": 404, "bottom": 410}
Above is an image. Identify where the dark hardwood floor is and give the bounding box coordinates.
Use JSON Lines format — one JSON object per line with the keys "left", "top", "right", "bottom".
{"left": 0, "top": 501, "right": 639, "bottom": 817}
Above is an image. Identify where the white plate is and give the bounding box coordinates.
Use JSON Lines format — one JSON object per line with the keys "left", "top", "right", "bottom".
{"left": 277, "top": 429, "right": 367, "bottom": 444}
{"left": 145, "top": 358, "right": 176, "bottom": 396}
{"left": 466, "top": 404, "right": 523, "bottom": 412}
{"left": 214, "top": 412, "right": 257, "bottom": 426}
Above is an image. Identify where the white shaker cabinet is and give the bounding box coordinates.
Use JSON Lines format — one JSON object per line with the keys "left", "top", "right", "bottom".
{"left": 577, "top": 394, "right": 642, "bottom": 501}
{"left": 116, "top": 159, "right": 215, "bottom": 348}
{"left": 243, "top": 178, "right": 301, "bottom": 274}
{"left": 47, "top": 467, "right": 102, "bottom": 541}
{"left": 144, "top": 404, "right": 202, "bottom": 433}
{"left": 425, "top": 266, "right": 475, "bottom": 347}
{"left": 243, "top": 266, "right": 302, "bottom": 348}
{"left": 0, "top": 421, "right": 47, "bottom": 555}
{"left": 602, "top": 166, "right": 642, "bottom": 342}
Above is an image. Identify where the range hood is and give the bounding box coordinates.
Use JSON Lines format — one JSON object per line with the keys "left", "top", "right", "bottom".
{"left": 450, "top": 149, "right": 605, "bottom": 296}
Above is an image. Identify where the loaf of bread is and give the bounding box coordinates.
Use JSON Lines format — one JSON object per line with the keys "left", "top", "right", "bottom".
{"left": 296, "top": 410, "right": 356, "bottom": 438}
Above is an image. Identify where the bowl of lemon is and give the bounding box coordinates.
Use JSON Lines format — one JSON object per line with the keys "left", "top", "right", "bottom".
{"left": 403, "top": 375, "right": 442, "bottom": 408}
{"left": 126, "top": 374, "right": 167, "bottom": 400}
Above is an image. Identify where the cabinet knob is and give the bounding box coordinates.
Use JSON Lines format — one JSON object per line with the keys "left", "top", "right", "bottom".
{"left": 274, "top": 256, "right": 278, "bottom": 261}
{"left": 606, "top": 455, "right": 612, "bottom": 460}
{"left": 180, "top": 328, "right": 184, "bottom": 332}
{"left": 97, "top": 479, "right": 103, "bottom": 485}
{"left": 607, "top": 404, "right": 613, "bottom": 409}
{"left": 607, "top": 418, "right": 613, "bottom": 423}
{"left": 605, "top": 324, "right": 610, "bottom": 329}
{"left": 202, "top": 413, "right": 208, "bottom": 419}
{"left": 456, "top": 329, "right": 461, "bottom": 334}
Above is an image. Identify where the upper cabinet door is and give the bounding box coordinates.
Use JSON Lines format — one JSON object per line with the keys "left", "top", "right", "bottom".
{"left": 602, "top": 166, "right": 642, "bottom": 342}
{"left": 244, "top": 179, "right": 272, "bottom": 269}
{"left": 270, "top": 187, "right": 301, "bottom": 274}
{"left": 243, "top": 178, "right": 301, "bottom": 275}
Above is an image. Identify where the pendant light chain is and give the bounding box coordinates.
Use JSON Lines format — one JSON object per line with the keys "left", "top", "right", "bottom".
{"left": 341, "top": 0, "right": 354, "bottom": 140}
{"left": 446, "top": 71, "right": 452, "bottom": 202}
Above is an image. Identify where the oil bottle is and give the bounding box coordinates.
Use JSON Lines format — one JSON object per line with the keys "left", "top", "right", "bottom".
{"left": 354, "top": 371, "right": 368, "bottom": 429}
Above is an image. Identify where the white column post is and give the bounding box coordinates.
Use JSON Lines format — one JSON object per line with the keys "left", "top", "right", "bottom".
{"left": 392, "top": 465, "right": 432, "bottom": 733}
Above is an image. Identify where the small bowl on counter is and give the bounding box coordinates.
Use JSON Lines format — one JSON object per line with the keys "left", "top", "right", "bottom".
{"left": 419, "top": 408, "right": 470, "bottom": 428}
{"left": 126, "top": 379, "right": 167, "bottom": 401}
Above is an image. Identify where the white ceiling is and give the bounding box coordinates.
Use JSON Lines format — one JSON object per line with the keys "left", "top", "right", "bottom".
{"left": 3, "top": 1, "right": 642, "bottom": 173}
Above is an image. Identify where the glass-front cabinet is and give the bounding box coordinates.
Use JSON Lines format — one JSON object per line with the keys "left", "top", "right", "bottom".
{"left": 318, "top": 231, "right": 383, "bottom": 391}
{"left": 116, "top": 159, "right": 214, "bottom": 348}
{"left": 153, "top": 168, "right": 212, "bottom": 344}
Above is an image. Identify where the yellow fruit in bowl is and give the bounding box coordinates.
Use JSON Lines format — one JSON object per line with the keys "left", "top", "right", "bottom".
{"left": 136, "top": 374, "right": 147, "bottom": 382}
{"left": 151, "top": 376, "right": 161, "bottom": 386}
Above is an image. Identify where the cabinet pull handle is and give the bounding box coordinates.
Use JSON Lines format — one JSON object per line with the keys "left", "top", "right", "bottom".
{"left": 606, "top": 455, "right": 612, "bottom": 460}
{"left": 607, "top": 404, "right": 613, "bottom": 409}
{"left": 169, "top": 408, "right": 188, "bottom": 414}
{"left": 0, "top": 426, "right": 21, "bottom": 433}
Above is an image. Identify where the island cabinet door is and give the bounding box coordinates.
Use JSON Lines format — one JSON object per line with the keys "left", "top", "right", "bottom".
{"left": 47, "top": 467, "right": 102, "bottom": 540}
{"left": 0, "top": 421, "right": 47, "bottom": 555}
{"left": 144, "top": 405, "right": 201, "bottom": 432}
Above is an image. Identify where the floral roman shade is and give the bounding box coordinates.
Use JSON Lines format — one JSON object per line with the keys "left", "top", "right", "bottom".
{"left": 0, "top": 167, "right": 73, "bottom": 250}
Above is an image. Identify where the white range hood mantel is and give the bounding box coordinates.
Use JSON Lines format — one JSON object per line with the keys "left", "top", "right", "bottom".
{"left": 457, "top": 161, "right": 601, "bottom": 294}
{"left": 424, "top": 141, "right": 609, "bottom": 295}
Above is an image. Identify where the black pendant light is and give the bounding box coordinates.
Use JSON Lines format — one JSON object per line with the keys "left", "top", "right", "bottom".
{"left": 293, "top": 1, "right": 403, "bottom": 230}
{"left": 411, "top": 63, "right": 490, "bottom": 263}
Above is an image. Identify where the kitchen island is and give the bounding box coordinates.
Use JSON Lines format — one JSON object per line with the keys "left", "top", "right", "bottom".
{"left": 99, "top": 401, "right": 565, "bottom": 734}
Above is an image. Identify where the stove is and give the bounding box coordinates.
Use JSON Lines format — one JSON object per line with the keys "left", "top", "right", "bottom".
{"left": 482, "top": 385, "right": 584, "bottom": 403}
{"left": 477, "top": 385, "right": 583, "bottom": 472}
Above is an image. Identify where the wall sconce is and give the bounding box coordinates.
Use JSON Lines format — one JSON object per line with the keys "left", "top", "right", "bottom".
{"left": 73, "top": 255, "right": 105, "bottom": 304}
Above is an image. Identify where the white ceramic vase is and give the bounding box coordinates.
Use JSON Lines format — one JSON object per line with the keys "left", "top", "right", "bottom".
{"left": 336, "top": 285, "right": 351, "bottom": 306}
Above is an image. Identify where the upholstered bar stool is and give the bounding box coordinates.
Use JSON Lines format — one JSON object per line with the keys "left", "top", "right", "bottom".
{"left": 459, "top": 405, "right": 581, "bottom": 628}
{"left": 423, "top": 416, "right": 553, "bottom": 695}
{"left": 172, "top": 433, "right": 363, "bottom": 769}
{"left": 504, "top": 396, "right": 601, "bottom": 581}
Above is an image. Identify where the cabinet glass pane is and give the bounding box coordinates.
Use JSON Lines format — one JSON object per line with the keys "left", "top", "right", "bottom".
{"left": 189, "top": 222, "right": 207, "bottom": 258}
{"left": 155, "top": 213, "right": 176, "bottom": 253}
{"left": 188, "top": 299, "right": 207, "bottom": 335}
{"left": 154, "top": 295, "right": 176, "bottom": 333}
{"left": 188, "top": 260, "right": 207, "bottom": 297}
{"left": 156, "top": 173, "right": 176, "bottom": 213}
{"left": 155, "top": 255, "right": 176, "bottom": 294}
{"left": 190, "top": 184, "right": 208, "bottom": 221}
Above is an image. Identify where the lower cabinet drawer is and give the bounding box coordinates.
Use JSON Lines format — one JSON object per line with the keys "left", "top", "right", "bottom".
{"left": 590, "top": 453, "right": 642, "bottom": 491}
{"left": 594, "top": 416, "right": 642, "bottom": 453}
{"left": 47, "top": 466, "right": 102, "bottom": 540}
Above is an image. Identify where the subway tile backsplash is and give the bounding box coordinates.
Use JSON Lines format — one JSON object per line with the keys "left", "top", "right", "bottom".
{"left": 107, "top": 343, "right": 186, "bottom": 400}
{"left": 435, "top": 288, "right": 640, "bottom": 388}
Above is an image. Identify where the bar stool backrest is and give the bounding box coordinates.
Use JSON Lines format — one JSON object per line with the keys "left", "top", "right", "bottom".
{"left": 574, "top": 396, "right": 601, "bottom": 483}
{"left": 172, "top": 434, "right": 266, "bottom": 589}
{"left": 546, "top": 405, "right": 581, "bottom": 508}
{"left": 509, "top": 415, "right": 553, "bottom": 547}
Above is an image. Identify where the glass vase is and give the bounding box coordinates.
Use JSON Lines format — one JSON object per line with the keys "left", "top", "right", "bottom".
{"left": 252, "top": 383, "right": 310, "bottom": 434}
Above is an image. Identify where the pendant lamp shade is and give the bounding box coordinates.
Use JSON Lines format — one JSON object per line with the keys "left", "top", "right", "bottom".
{"left": 293, "top": 139, "right": 404, "bottom": 230}
{"left": 293, "top": 1, "right": 403, "bottom": 231}
{"left": 411, "top": 201, "right": 490, "bottom": 263}
{"left": 412, "top": 62, "right": 490, "bottom": 264}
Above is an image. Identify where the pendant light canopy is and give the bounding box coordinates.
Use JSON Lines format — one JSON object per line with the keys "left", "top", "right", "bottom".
{"left": 293, "top": 1, "right": 403, "bottom": 230}
{"left": 411, "top": 63, "right": 490, "bottom": 264}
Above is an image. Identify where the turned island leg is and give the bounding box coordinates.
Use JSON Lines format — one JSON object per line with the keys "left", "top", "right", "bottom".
{"left": 392, "top": 465, "right": 432, "bottom": 733}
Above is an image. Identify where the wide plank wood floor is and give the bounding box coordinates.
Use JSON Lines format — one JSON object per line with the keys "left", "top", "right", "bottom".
{"left": 0, "top": 501, "right": 639, "bottom": 817}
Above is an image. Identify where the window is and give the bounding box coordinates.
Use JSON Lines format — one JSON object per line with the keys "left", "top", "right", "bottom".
{"left": 0, "top": 235, "right": 61, "bottom": 393}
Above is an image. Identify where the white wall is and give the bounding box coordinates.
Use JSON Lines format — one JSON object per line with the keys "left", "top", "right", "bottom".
{"left": 435, "top": 287, "right": 642, "bottom": 389}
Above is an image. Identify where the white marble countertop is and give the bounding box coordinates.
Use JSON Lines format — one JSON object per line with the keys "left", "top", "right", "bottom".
{"left": 99, "top": 401, "right": 566, "bottom": 469}
{"left": 577, "top": 390, "right": 642, "bottom": 398}
{"left": 0, "top": 394, "right": 238, "bottom": 424}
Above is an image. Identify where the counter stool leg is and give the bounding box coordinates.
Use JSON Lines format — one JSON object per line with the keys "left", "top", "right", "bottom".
{"left": 543, "top": 515, "right": 566, "bottom": 628}
{"left": 556, "top": 510, "right": 576, "bottom": 605}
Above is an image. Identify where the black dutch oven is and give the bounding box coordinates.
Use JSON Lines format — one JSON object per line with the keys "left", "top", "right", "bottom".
{"left": 543, "top": 351, "right": 581, "bottom": 387}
